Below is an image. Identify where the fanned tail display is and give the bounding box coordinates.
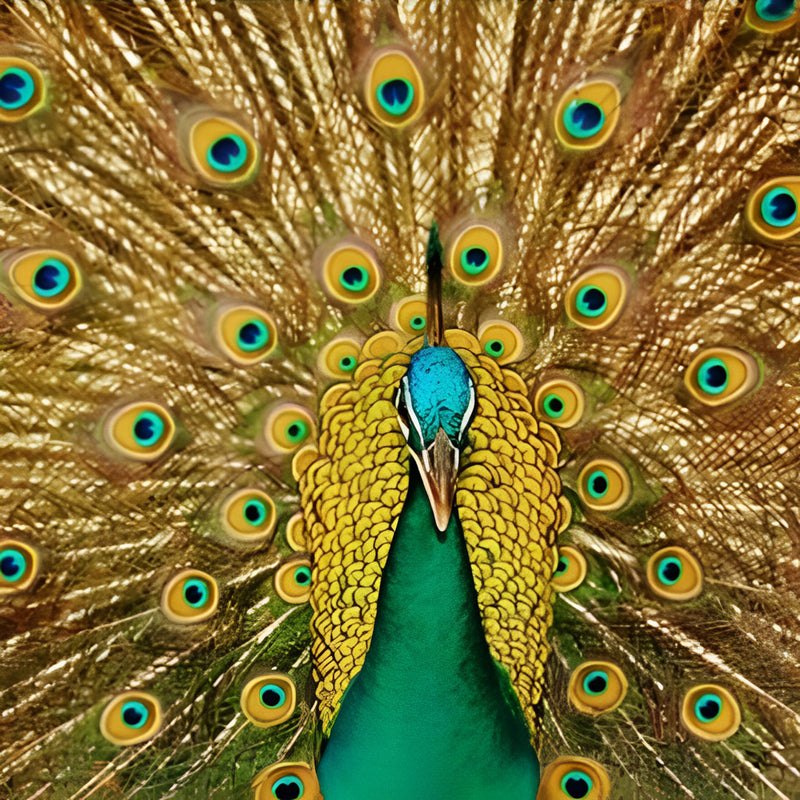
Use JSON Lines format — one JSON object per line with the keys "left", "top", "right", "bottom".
{"left": 1, "top": 2, "right": 799, "bottom": 799}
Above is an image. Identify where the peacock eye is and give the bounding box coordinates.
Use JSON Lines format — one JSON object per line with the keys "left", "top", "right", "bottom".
{"left": 647, "top": 546, "right": 704, "bottom": 601}
{"left": 577, "top": 458, "right": 631, "bottom": 512}
{"left": 263, "top": 404, "right": 315, "bottom": 453}
{"left": 569, "top": 661, "right": 628, "bottom": 715}
{"left": 477, "top": 320, "right": 524, "bottom": 365}
{"left": 320, "top": 242, "right": 382, "bottom": 304}
{"left": 391, "top": 295, "right": 428, "bottom": 335}
{"left": 0, "top": 58, "right": 45, "bottom": 121}
{"left": 746, "top": 176, "right": 800, "bottom": 240}
{"left": 555, "top": 79, "right": 621, "bottom": 150}
{"left": 252, "top": 762, "right": 320, "bottom": 800}
{"left": 100, "top": 691, "right": 162, "bottom": 746}
{"left": 318, "top": 336, "right": 362, "bottom": 379}
{"left": 214, "top": 305, "right": 277, "bottom": 366}
{"left": 565, "top": 266, "right": 629, "bottom": 330}
{"left": 683, "top": 346, "right": 760, "bottom": 407}
{"left": 274, "top": 558, "right": 312, "bottom": 604}
{"left": 240, "top": 673, "right": 297, "bottom": 728}
{"left": 183, "top": 113, "right": 260, "bottom": 187}
{"left": 681, "top": 684, "right": 741, "bottom": 741}
{"left": 755, "top": 0, "right": 796, "bottom": 19}
{"left": 104, "top": 401, "right": 176, "bottom": 462}
{"left": 222, "top": 488, "right": 276, "bottom": 543}
{"left": 534, "top": 378, "right": 585, "bottom": 428}
{"left": 551, "top": 545, "right": 587, "bottom": 592}
{"left": 448, "top": 223, "right": 504, "bottom": 286}
{"left": 6, "top": 250, "right": 82, "bottom": 310}
{"left": 0, "top": 540, "right": 40, "bottom": 594}
{"left": 538, "top": 757, "right": 610, "bottom": 800}
{"left": 364, "top": 47, "right": 425, "bottom": 127}
{"left": 161, "top": 569, "right": 219, "bottom": 623}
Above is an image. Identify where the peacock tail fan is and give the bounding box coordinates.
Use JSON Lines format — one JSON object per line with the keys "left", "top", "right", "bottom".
{"left": 0, "top": 1, "right": 798, "bottom": 798}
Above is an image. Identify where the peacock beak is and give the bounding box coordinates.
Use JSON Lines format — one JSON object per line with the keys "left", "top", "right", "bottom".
{"left": 410, "top": 427, "right": 459, "bottom": 532}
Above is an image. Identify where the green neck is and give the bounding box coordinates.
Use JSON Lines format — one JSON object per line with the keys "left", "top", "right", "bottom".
{"left": 317, "top": 467, "right": 539, "bottom": 799}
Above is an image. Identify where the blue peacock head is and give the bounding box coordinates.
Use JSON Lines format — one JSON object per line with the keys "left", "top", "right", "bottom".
{"left": 393, "top": 224, "right": 477, "bottom": 531}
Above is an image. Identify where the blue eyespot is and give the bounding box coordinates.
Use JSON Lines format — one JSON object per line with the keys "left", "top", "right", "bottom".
{"left": 243, "top": 499, "right": 267, "bottom": 526}
{"left": 583, "top": 670, "right": 609, "bottom": 696}
{"left": 586, "top": 470, "right": 609, "bottom": 500}
{"left": 543, "top": 393, "right": 565, "bottom": 419}
{"left": 121, "top": 700, "right": 149, "bottom": 729}
{"left": 338, "top": 265, "right": 370, "bottom": 292}
{"left": 376, "top": 78, "right": 414, "bottom": 116}
{"left": 237, "top": 319, "right": 270, "bottom": 352}
{"left": 0, "top": 67, "right": 35, "bottom": 110}
{"left": 293, "top": 565, "right": 311, "bottom": 586}
{"left": 484, "top": 339, "right": 505, "bottom": 358}
{"left": 563, "top": 99, "right": 605, "bottom": 139}
{"left": 132, "top": 411, "right": 165, "bottom": 447}
{"left": 697, "top": 357, "right": 728, "bottom": 395}
{"left": 657, "top": 556, "right": 682, "bottom": 586}
{"left": 755, "top": 0, "right": 796, "bottom": 22}
{"left": 460, "top": 246, "right": 490, "bottom": 276}
{"left": 760, "top": 187, "right": 798, "bottom": 228}
{"left": 338, "top": 355, "right": 357, "bottom": 372}
{"left": 575, "top": 285, "right": 607, "bottom": 318}
{"left": 0, "top": 548, "right": 26, "bottom": 582}
{"left": 561, "top": 769, "right": 593, "bottom": 798}
{"left": 183, "top": 578, "right": 210, "bottom": 608}
{"left": 32, "top": 259, "right": 71, "bottom": 298}
{"left": 207, "top": 134, "right": 248, "bottom": 173}
{"left": 259, "top": 684, "right": 287, "bottom": 709}
{"left": 694, "top": 692, "right": 723, "bottom": 723}
{"left": 272, "top": 775, "right": 304, "bottom": 799}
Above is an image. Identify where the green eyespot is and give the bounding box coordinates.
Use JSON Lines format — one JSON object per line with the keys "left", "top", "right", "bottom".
{"left": 681, "top": 684, "right": 741, "bottom": 741}
{"left": 555, "top": 79, "right": 621, "bottom": 150}
{"left": 6, "top": 249, "right": 82, "bottom": 311}
{"left": 0, "top": 58, "right": 45, "bottom": 121}
{"left": 321, "top": 242, "right": 382, "bottom": 304}
{"left": 100, "top": 691, "right": 162, "bottom": 746}
{"left": 569, "top": 661, "right": 628, "bottom": 715}
{"left": 538, "top": 757, "right": 610, "bottom": 800}
{"left": 183, "top": 113, "right": 260, "bottom": 187}
{"left": 241, "top": 673, "right": 297, "bottom": 728}
{"left": 0, "top": 540, "right": 39, "bottom": 594}
{"left": 684, "top": 347, "right": 760, "bottom": 407}
{"left": 274, "top": 558, "right": 312, "bottom": 604}
{"left": 104, "top": 401, "right": 176, "bottom": 462}
{"left": 565, "top": 266, "right": 628, "bottom": 330}
{"left": 364, "top": 48, "right": 425, "bottom": 127}
{"left": 647, "top": 546, "right": 703, "bottom": 601}
{"left": 161, "top": 569, "right": 219, "bottom": 623}
{"left": 534, "top": 378, "right": 585, "bottom": 429}
{"left": 263, "top": 404, "right": 315, "bottom": 454}
{"left": 448, "top": 223, "right": 503, "bottom": 286}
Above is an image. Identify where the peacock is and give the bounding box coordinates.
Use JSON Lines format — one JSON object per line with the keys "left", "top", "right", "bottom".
{"left": 1, "top": 0, "right": 799, "bottom": 798}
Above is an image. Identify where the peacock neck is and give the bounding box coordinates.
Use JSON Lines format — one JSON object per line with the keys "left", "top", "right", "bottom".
{"left": 316, "top": 465, "right": 540, "bottom": 799}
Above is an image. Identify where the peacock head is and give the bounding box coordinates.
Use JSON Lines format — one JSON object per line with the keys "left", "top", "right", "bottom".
{"left": 394, "top": 345, "right": 476, "bottom": 531}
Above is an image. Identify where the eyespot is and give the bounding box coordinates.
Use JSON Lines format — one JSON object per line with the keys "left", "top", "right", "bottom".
{"left": 646, "top": 546, "right": 704, "bottom": 601}
{"left": 534, "top": 379, "right": 585, "bottom": 429}
{"left": 221, "top": 488, "right": 276, "bottom": 543}
{"left": 568, "top": 661, "right": 628, "bottom": 715}
{"left": 555, "top": 79, "right": 621, "bottom": 150}
{"left": 538, "top": 756, "right": 611, "bottom": 800}
{"left": 746, "top": 177, "right": 800, "bottom": 240}
{"left": 214, "top": 305, "right": 277, "bottom": 366}
{"left": 577, "top": 458, "right": 631, "bottom": 512}
{"left": 683, "top": 346, "right": 760, "bottom": 407}
{"left": 263, "top": 404, "right": 315, "bottom": 454}
{"left": 252, "top": 762, "right": 321, "bottom": 800}
{"left": 99, "top": 691, "right": 162, "bottom": 746}
{"left": 0, "top": 58, "right": 45, "bottom": 122}
{"left": 318, "top": 337, "right": 362, "bottom": 379}
{"left": 746, "top": 0, "right": 799, "bottom": 31}
{"left": 565, "top": 266, "right": 629, "bottom": 331}
{"left": 477, "top": 320, "right": 524, "bottom": 365}
{"left": 161, "top": 569, "right": 219, "bottom": 623}
{"left": 447, "top": 224, "right": 503, "bottom": 286}
{"left": 0, "top": 540, "right": 39, "bottom": 594}
{"left": 364, "top": 48, "right": 425, "bottom": 128}
{"left": 6, "top": 250, "right": 82, "bottom": 310}
{"left": 552, "top": 545, "right": 587, "bottom": 593}
{"left": 274, "top": 558, "right": 312, "bottom": 604}
{"left": 391, "top": 295, "right": 428, "bottom": 335}
{"left": 321, "top": 242, "right": 381, "bottom": 304}
{"left": 103, "top": 401, "right": 176, "bottom": 462}
{"left": 240, "top": 673, "right": 297, "bottom": 728}
{"left": 183, "top": 114, "right": 260, "bottom": 188}
{"left": 681, "top": 684, "right": 741, "bottom": 741}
